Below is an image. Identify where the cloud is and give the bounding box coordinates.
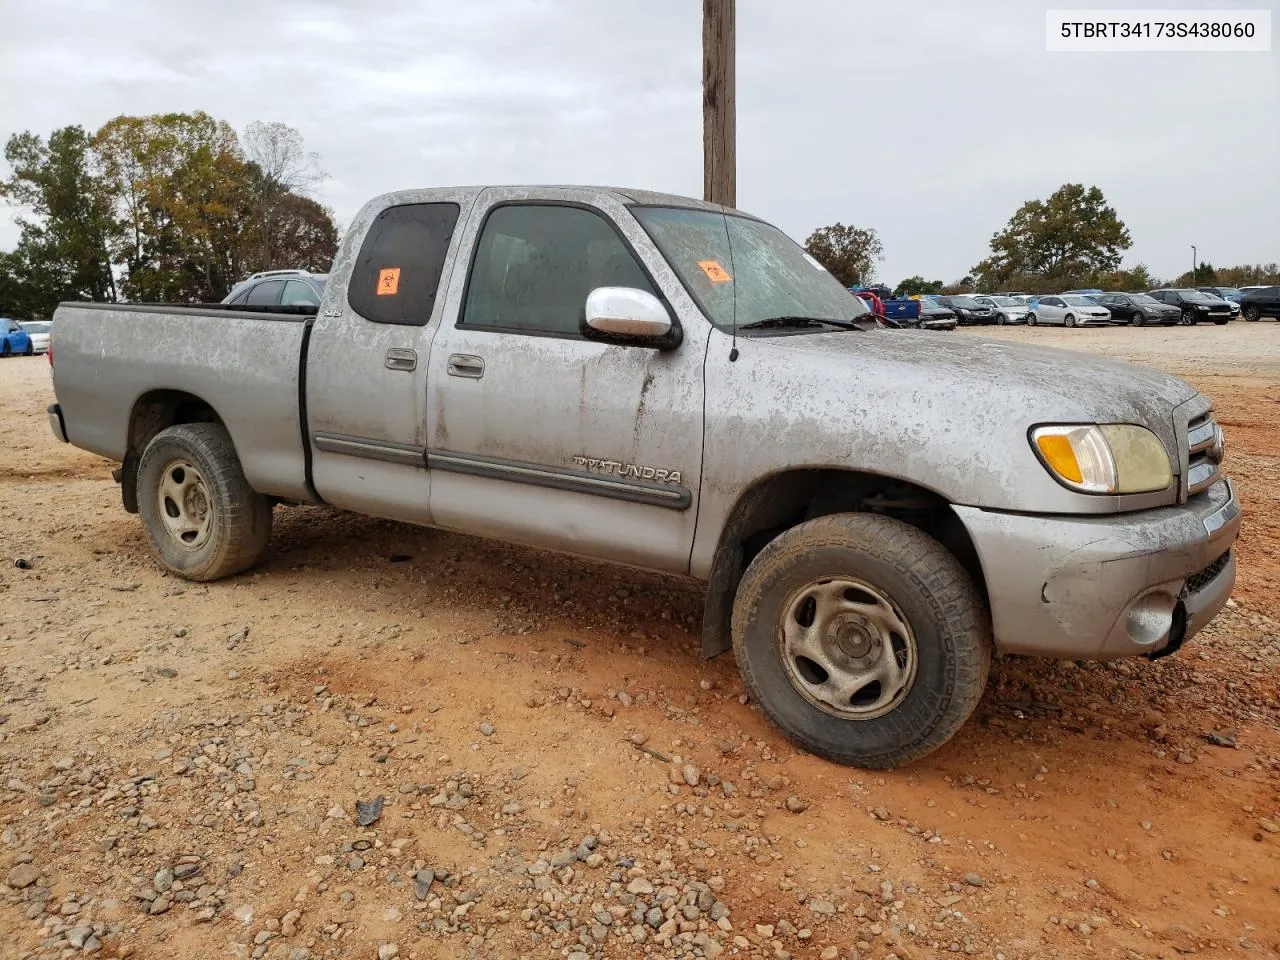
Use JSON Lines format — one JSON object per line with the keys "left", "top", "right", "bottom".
{"left": 1, "top": 0, "right": 1276, "bottom": 284}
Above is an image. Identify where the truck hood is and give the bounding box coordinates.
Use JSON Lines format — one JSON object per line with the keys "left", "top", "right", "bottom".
{"left": 762, "top": 330, "right": 1194, "bottom": 419}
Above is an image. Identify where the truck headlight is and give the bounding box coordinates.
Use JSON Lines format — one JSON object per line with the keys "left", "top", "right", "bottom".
{"left": 1031, "top": 424, "right": 1173, "bottom": 494}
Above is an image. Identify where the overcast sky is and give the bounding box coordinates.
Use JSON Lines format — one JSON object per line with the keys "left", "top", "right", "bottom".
{"left": 1, "top": 0, "right": 1276, "bottom": 285}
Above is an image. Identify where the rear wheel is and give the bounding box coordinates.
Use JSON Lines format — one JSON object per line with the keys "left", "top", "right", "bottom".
{"left": 137, "top": 423, "right": 272, "bottom": 581}
{"left": 1244, "top": 306, "right": 1260, "bottom": 322}
{"left": 731, "top": 513, "right": 992, "bottom": 768}
{"left": 1064, "top": 314, "right": 1077, "bottom": 328}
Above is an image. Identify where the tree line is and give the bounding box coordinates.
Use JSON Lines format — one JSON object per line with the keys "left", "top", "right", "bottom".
{"left": 804, "top": 183, "right": 1280, "bottom": 297}
{"left": 0, "top": 113, "right": 339, "bottom": 318}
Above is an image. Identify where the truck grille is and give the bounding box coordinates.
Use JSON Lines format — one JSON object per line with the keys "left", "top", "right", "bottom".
{"left": 1185, "top": 551, "right": 1230, "bottom": 594}
{"left": 1185, "top": 411, "right": 1223, "bottom": 497}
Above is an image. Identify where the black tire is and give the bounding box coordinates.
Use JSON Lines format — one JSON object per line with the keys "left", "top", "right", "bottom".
{"left": 1132, "top": 312, "right": 1144, "bottom": 327}
{"left": 996, "top": 313, "right": 1006, "bottom": 326}
{"left": 24, "top": 343, "right": 33, "bottom": 356}
{"left": 1027, "top": 314, "right": 1037, "bottom": 327}
{"left": 1, "top": 341, "right": 9, "bottom": 357}
{"left": 1064, "top": 314, "right": 1076, "bottom": 328}
{"left": 731, "top": 513, "right": 992, "bottom": 769}
{"left": 1181, "top": 308, "right": 1196, "bottom": 326}
{"left": 136, "top": 423, "right": 272, "bottom": 581}
{"left": 1213, "top": 318, "right": 1228, "bottom": 325}
{"left": 1244, "top": 306, "right": 1259, "bottom": 322}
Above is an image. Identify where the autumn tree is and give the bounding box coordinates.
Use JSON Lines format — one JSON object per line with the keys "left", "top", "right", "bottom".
{"left": 803, "top": 223, "right": 884, "bottom": 288}
{"left": 971, "top": 184, "right": 1131, "bottom": 292}
{"left": 242, "top": 121, "right": 326, "bottom": 271}
{"left": 893, "top": 276, "right": 943, "bottom": 297}
{"left": 0, "top": 125, "right": 118, "bottom": 315}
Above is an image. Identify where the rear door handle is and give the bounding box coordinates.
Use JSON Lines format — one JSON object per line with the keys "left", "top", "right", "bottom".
{"left": 447, "top": 354, "right": 485, "bottom": 379}
{"left": 385, "top": 348, "right": 417, "bottom": 371}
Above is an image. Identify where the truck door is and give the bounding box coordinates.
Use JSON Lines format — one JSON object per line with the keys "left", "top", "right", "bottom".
{"left": 425, "top": 189, "right": 709, "bottom": 574}
{"left": 305, "top": 192, "right": 473, "bottom": 523}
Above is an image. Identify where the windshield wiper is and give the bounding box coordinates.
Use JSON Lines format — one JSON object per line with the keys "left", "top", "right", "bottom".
{"left": 738, "top": 315, "right": 864, "bottom": 332}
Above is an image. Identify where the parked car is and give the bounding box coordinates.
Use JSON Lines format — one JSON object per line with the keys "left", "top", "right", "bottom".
{"left": 222, "top": 270, "right": 329, "bottom": 307}
{"left": 1027, "top": 295, "right": 1112, "bottom": 327}
{"left": 972, "top": 295, "right": 1028, "bottom": 325}
{"left": 1, "top": 318, "right": 34, "bottom": 356}
{"left": 935, "top": 295, "right": 995, "bottom": 325}
{"left": 880, "top": 297, "right": 957, "bottom": 331}
{"left": 1198, "top": 286, "right": 1243, "bottom": 304}
{"left": 19, "top": 320, "right": 52, "bottom": 353}
{"left": 1240, "top": 285, "right": 1280, "bottom": 322}
{"left": 1147, "top": 289, "right": 1231, "bottom": 325}
{"left": 1094, "top": 293, "right": 1180, "bottom": 326}
{"left": 46, "top": 184, "right": 1240, "bottom": 769}
{"left": 1199, "top": 291, "right": 1240, "bottom": 319}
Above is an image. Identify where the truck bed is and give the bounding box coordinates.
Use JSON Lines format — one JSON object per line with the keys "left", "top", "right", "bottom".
{"left": 50, "top": 303, "right": 314, "bottom": 501}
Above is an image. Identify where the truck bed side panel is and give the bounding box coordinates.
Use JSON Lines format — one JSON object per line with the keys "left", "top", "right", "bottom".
{"left": 51, "top": 304, "right": 310, "bottom": 500}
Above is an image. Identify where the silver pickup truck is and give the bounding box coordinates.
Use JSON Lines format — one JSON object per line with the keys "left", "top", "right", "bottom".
{"left": 47, "top": 186, "right": 1241, "bottom": 768}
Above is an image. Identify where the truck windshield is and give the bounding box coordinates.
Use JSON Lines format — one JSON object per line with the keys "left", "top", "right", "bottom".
{"left": 631, "top": 206, "right": 869, "bottom": 332}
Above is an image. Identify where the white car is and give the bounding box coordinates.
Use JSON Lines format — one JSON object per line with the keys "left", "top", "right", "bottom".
{"left": 1027, "top": 295, "right": 1112, "bottom": 328}
{"left": 19, "top": 321, "right": 51, "bottom": 353}
{"left": 972, "top": 295, "right": 1029, "bottom": 325}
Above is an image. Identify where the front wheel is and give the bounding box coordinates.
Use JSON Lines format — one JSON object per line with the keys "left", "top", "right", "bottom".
{"left": 1132, "top": 313, "right": 1144, "bottom": 327}
{"left": 1181, "top": 309, "right": 1197, "bottom": 326}
{"left": 1027, "top": 314, "right": 1037, "bottom": 326}
{"left": 1064, "top": 314, "right": 1077, "bottom": 328}
{"left": 996, "top": 313, "right": 1006, "bottom": 325}
{"left": 137, "top": 423, "right": 272, "bottom": 581}
{"left": 731, "top": 513, "right": 992, "bottom": 768}
{"left": 1, "top": 342, "right": 9, "bottom": 357}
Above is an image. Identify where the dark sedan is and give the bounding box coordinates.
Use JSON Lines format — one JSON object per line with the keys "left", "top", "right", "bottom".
{"left": 1095, "top": 292, "right": 1180, "bottom": 326}
{"left": 1147, "top": 289, "right": 1232, "bottom": 325}
{"left": 935, "top": 296, "right": 995, "bottom": 325}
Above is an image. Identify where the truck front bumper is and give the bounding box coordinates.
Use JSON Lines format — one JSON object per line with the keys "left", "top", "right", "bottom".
{"left": 954, "top": 478, "right": 1240, "bottom": 660}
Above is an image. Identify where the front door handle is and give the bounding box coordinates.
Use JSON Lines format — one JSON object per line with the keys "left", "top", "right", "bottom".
{"left": 447, "top": 354, "right": 485, "bottom": 379}
{"left": 385, "top": 348, "right": 417, "bottom": 371}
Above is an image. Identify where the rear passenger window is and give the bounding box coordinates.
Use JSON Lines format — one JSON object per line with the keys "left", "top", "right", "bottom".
{"left": 348, "top": 203, "right": 460, "bottom": 325}
{"left": 461, "top": 204, "right": 656, "bottom": 336}
{"left": 282, "top": 279, "right": 320, "bottom": 306}
{"left": 246, "top": 281, "right": 284, "bottom": 307}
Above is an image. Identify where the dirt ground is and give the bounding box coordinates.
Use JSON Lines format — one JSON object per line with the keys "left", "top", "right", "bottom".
{"left": 1, "top": 324, "right": 1277, "bottom": 960}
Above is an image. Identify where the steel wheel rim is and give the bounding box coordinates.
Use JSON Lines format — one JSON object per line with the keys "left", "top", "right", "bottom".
{"left": 157, "top": 458, "right": 213, "bottom": 549}
{"left": 778, "top": 576, "right": 918, "bottom": 720}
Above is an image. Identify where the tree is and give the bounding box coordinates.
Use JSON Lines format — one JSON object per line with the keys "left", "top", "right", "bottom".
{"left": 1094, "top": 263, "right": 1158, "bottom": 292}
{"left": 95, "top": 112, "right": 254, "bottom": 302}
{"left": 803, "top": 223, "right": 883, "bottom": 288}
{"left": 268, "top": 193, "right": 340, "bottom": 273}
{"left": 1, "top": 125, "right": 118, "bottom": 312}
{"left": 971, "top": 184, "right": 1131, "bottom": 292}
{"left": 1170, "top": 262, "right": 1220, "bottom": 287}
{"left": 894, "top": 276, "right": 943, "bottom": 298}
{"left": 241, "top": 121, "right": 326, "bottom": 271}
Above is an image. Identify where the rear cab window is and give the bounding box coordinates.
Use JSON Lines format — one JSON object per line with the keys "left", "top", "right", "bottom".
{"left": 348, "top": 203, "right": 461, "bottom": 325}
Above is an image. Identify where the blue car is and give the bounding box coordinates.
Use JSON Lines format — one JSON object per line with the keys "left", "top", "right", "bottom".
{"left": 2, "top": 318, "right": 34, "bottom": 357}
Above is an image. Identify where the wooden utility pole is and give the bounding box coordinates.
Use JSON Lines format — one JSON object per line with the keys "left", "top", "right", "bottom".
{"left": 702, "top": 0, "right": 736, "bottom": 208}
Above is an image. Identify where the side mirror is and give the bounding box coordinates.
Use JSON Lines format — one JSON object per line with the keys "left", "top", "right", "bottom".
{"left": 581, "top": 287, "right": 681, "bottom": 350}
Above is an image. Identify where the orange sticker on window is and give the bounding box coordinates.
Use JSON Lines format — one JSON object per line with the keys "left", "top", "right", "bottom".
{"left": 377, "top": 267, "right": 401, "bottom": 296}
{"left": 697, "top": 259, "right": 732, "bottom": 284}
